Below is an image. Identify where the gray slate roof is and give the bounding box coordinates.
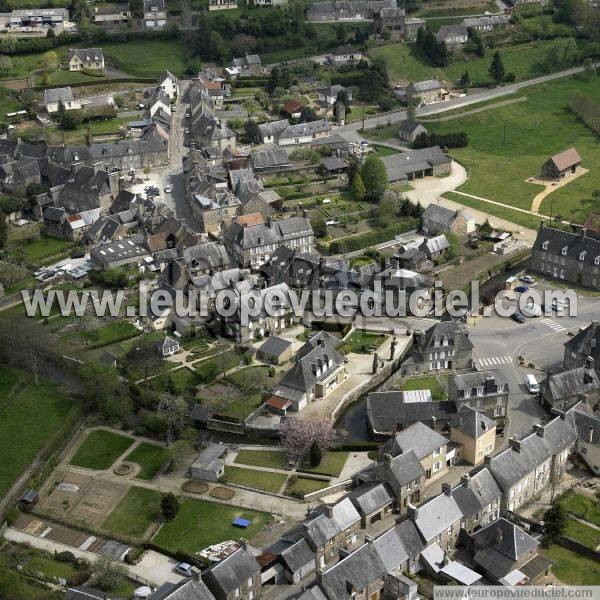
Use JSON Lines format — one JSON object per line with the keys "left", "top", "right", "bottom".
{"left": 399, "top": 120, "right": 426, "bottom": 134}
{"left": 372, "top": 523, "right": 410, "bottom": 572}
{"left": 279, "top": 538, "right": 315, "bottom": 573}
{"left": 381, "top": 421, "right": 449, "bottom": 460}
{"left": 381, "top": 146, "right": 450, "bottom": 182}
{"left": 413, "top": 491, "right": 462, "bottom": 542}
{"left": 258, "top": 335, "right": 292, "bottom": 358}
{"left": 422, "top": 203, "right": 456, "bottom": 228}
{"left": 564, "top": 321, "right": 600, "bottom": 360}
{"left": 542, "top": 367, "right": 600, "bottom": 402}
{"left": 533, "top": 226, "right": 600, "bottom": 268}
{"left": 202, "top": 547, "right": 260, "bottom": 595}
{"left": 347, "top": 481, "right": 394, "bottom": 516}
{"left": 149, "top": 579, "right": 216, "bottom": 600}
{"left": 358, "top": 450, "right": 424, "bottom": 494}
{"left": 393, "top": 518, "right": 425, "bottom": 560}
{"left": 44, "top": 86, "right": 74, "bottom": 105}
{"left": 452, "top": 467, "right": 502, "bottom": 519}
{"left": 454, "top": 405, "right": 496, "bottom": 439}
{"left": 571, "top": 402, "right": 600, "bottom": 445}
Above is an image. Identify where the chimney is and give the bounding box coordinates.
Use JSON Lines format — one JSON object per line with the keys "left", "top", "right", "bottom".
{"left": 585, "top": 355, "right": 593, "bottom": 369}
{"left": 442, "top": 551, "right": 449, "bottom": 567}
{"left": 431, "top": 415, "right": 437, "bottom": 430}
{"left": 461, "top": 474, "right": 470, "bottom": 486}
{"left": 407, "top": 503, "right": 419, "bottom": 520}
{"left": 484, "top": 455, "right": 492, "bottom": 466}
{"left": 396, "top": 422, "right": 404, "bottom": 432}
{"left": 533, "top": 423, "right": 544, "bottom": 438}
{"left": 326, "top": 505, "right": 334, "bottom": 518}
{"left": 442, "top": 483, "right": 452, "bottom": 497}
{"left": 509, "top": 437, "right": 521, "bottom": 452}
{"left": 589, "top": 426, "right": 595, "bottom": 444}
{"left": 382, "top": 452, "right": 392, "bottom": 464}
{"left": 364, "top": 534, "right": 374, "bottom": 544}
{"left": 239, "top": 537, "right": 249, "bottom": 549}
{"left": 495, "top": 527, "right": 503, "bottom": 545}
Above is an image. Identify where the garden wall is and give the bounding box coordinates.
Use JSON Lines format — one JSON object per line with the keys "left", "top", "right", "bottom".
{"left": 303, "top": 478, "right": 353, "bottom": 502}
{"left": 558, "top": 535, "right": 600, "bottom": 562}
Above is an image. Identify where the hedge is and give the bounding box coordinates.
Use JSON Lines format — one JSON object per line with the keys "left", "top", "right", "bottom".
{"left": 327, "top": 219, "right": 418, "bottom": 254}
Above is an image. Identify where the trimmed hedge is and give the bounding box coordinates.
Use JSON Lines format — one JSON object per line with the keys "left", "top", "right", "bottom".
{"left": 327, "top": 219, "right": 418, "bottom": 254}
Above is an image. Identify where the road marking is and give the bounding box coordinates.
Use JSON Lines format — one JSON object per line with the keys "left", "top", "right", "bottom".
{"left": 477, "top": 355, "right": 512, "bottom": 367}
{"left": 540, "top": 318, "right": 568, "bottom": 333}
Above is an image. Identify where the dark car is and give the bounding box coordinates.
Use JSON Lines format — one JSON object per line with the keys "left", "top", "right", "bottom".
{"left": 514, "top": 285, "right": 529, "bottom": 293}
{"left": 511, "top": 312, "right": 526, "bottom": 324}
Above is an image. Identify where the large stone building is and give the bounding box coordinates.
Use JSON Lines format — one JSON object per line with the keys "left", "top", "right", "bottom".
{"left": 531, "top": 225, "right": 600, "bottom": 290}
{"left": 449, "top": 370, "right": 509, "bottom": 421}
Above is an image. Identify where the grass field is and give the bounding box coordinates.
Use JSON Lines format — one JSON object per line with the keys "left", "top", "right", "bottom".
{"left": 544, "top": 545, "right": 600, "bottom": 585}
{"left": 558, "top": 491, "right": 600, "bottom": 527}
{"left": 124, "top": 442, "right": 169, "bottom": 480}
{"left": 101, "top": 39, "right": 188, "bottom": 77}
{"left": 564, "top": 518, "right": 600, "bottom": 549}
{"left": 70, "top": 429, "right": 134, "bottom": 470}
{"left": 223, "top": 466, "right": 288, "bottom": 493}
{"left": 400, "top": 375, "right": 447, "bottom": 400}
{"left": 75, "top": 320, "right": 139, "bottom": 349}
{"left": 0, "top": 368, "right": 74, "bottom": 499}
{"left": 103, "top": 486, "right": 161, "bottom": 539}
{"left": 340, "top": 330, "right": 385, "bottom": 353}
{"left": 300, "top": 451, "right": 349, "bottom": 477}
{"left": 369, "top": 40, "right": 567, "bottom": 85}
{"left": 234, "top": 449, "right": 287, "bottom": 469}
{"left": 9, "top": 236, "right": 73, "bottom": 265}
{"left": 285, "top": 476, "right": 330, "bottom": 498}
{"left": 429, "top": 75, "right": 600, "bottom": 223}
{"left": 152, "top": 497, "right": 271, "bottom": 554}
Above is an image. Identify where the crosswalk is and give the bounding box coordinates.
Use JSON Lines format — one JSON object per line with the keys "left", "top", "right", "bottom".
{"left": 477, "top": 355, "right": 513, "bottom": 367}
{"left": 540, "top": 318, "right": 568, "bottom": 333}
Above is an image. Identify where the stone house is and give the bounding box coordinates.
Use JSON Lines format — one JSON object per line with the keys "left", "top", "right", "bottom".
{"left": 158, "top": 70, "right": 179, "bottom": 100}
{"left": 450, "top": 406, "right": 496, "bottom": 466}
{"left": 60, "top": 165, "right": 120, "bottom": 213}
{"left": 92, "top": 3, "right": 131, "bottom": 25}
{"left": 571, "top": 402, "right": 600, "bottom": 474}
{"left": 541, "top": 147, "right": 582, "bottom": 179}
{"left": 452, "top": 469, "right": 502, "bottom": 534}
{"left": 256, "top": 335, "right": 292, "bottom": 365}
{"left": 157, "top": 335, "right": 180, "bottom": 357}
{"left": 202, "top": 545, "right": 262, "bottom": 600}
{"left": 302, "top": 498, "right": 361, "bottom": 568}
{"left": 563, "top": 321, "right": 600, "bottom": 372}
{"left": 277, "top": 539, "right": 315, "bottom": 584}
{"left": 419, "top": 234, "right": 449, "bottom": 260}
{"left": 67, "top": 48, "right": 105, "bottom": 72}
{"left": 531, "top": 225, "right": 600, "bottom": 290}
{"left": 44, "top": 87, "right": 81, "bottom": 113}
{"left": 381, "top": 147, "right": 451, "bottom": 183}
{"left": 326, "top": 45, "right": 363, "bottom": 65}
{"left": 539, "top": 367, "right": 600, "bottom": 412}
{"left": 421, "top": 204, "right": 475, "bottom": 236}
{"left": 449, "top": 370, "right": 509, "bottom": 422}
{"left": 374, "top": 7, "right": 406, "bottom": 39}
{"left": 318, "top": 84, "right": 352, "bottom": 108}
{"left": 398, "top": 120, "right": 427, "bottom": 142}
{"left": 403, "top": 78, "right": 447, "bottom": 105}
{"left": 435, "top": 25, "right": 468, "bottom": 47}
{"left": 463, "top": 14, "right": 509, "bottom": 31}
{"left": 411, "top": 320, "right": 474, "bottom": 372}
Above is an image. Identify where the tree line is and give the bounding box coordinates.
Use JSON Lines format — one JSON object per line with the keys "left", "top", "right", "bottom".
{"left": 414, "top": 131, "right": 469, "bottom": 149}
{"left": 569, "top": 90, "right": 600, "bottom": 135}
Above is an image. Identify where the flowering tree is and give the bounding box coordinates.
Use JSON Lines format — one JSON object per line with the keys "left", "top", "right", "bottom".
{"left": 279, "top": 417, "right": 336, "bottom": 462}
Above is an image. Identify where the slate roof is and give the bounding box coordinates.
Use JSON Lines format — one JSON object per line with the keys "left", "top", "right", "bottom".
{"left": 394, "top": 518, "right": 425, "bottom": 559}
{"left": 371, "top": 522, "right": 410, "bottom": 572}
{"left": 257, "top": 335, "right": 292, "bottom": 358}
{"left": 472, "top": 518, "right": 539, "bottom": 580}
{"left": 347, "top": 481, "right": 394, "bottom": 516}
{"left": 564, "top": 321, "right": 600, "bottom": 360}
{"left": 202, "top": 547, "right": 260, "bottom": 595}
{"left": 44, "top": 86, "right": 74, "bottom": 105}
{"left": 421, "top": 234, "right": 449, "bottom": 254}
{"left": 144, "top": 0, "right": 166, "bottom": 12}
{"left": 320, "top": 544, "right": 387, "bottom": 600}
{"left": 422, "top": 203, "right": 456, "bottom": 228}
{"left": 533, "top": 226, "right": 600, "bottom": 267}
{"left": 381, "top": 147, "right": 450, "bottom": 181}
{"left": 182, "top": 242, "right": 230, "bottom": 271}
{"left": 451, "top": 369, "right": 509, "bottom": 394}
{"left": 408, "top": 79, "right": 443, "bottom": 94}
{"left": 358, "top": 450, "right": 424, "bottom": 494}
{"left": 149, "top": 579, "right": 216, "bottom": 600}
{"left": 413, "top": 491, "right": 462, "bottom": 542}
{"left": 279, "top": 538, "right": 315, "bottom": 573}
{"left": 279, "top": 120, "right": 331, "bottom": 141}
{"left": 419, "top": 319, "right": 474, "bottom": 354}
{"left": 258, "top": 119, "right": 290, "bottom": 140}
{"left": 367, "top": 392, "right": 458, "bottom": 434}
{"left": 452, "top": 467, "right": 502, "bottom": 519}
{"left": 304, "top": 498, "right": 360, "bottom": 548}
{"left": 487, "top": 413, "right": 577, "bottom": 491}
{"left": 454, "top": 405, "right": 496, "bottom": 439}
{"left": 381, "top": 421, "right": 449, "bottom": 460}
{"left": 322, "top": 157, "right": 348, "bottom": 172}
{"left": 67, "top": 48, "right": 104, "bottom": 64}
{"left": 251, "top": 146, "right": 292, "bottom": 170}
{"left": 398, "top": 120, "right": 425, "bottom": 134}
{"left": 541, "top": 367, "right": 600, "bottom": 402}
{"left": 65, "top": 588, "right": 121, "bottom": 600}
{"left": 571, "top": 402, "right": 600, "bottom": 445}
{"left": 463, "top": 14, "right": 509, "bottom": 27}
{"left": 330, "top": 44, "right": 362, "bottom": 56}
{"left": 94, "top": 3, "right": 129, "bottom": 15}
{"left": 296, "top": 586, "right": 328, "bottom": 600}
{"left": 436, "top": 24, "right": 468, "bottom": 40}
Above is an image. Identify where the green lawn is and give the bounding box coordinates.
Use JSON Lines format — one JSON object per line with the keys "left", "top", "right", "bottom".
{"left": 70, "top": 429, "right": 134, "bottom": 470}
{"left": 102, "top": 486, "right": 161, "bottom": 539}
{"left": 564, "top": 518, "right": 600, "bottom": 549}
{"left": 234, "top": 449, "right": 287, "bottom": 469}
{"left": 101, "top": 39, "right": 188, "bottom": 77}
{"left": 428, "top": 75, "right": 600, "bottom": 223}
{"left": 300, "top": 451, "right": 349, "bottom": 477}
{"left": 400, "top": 375, "right": 447, "bottom": 400}
{"left": 38, "top": 69, "right": 106, "bottom": 86}
{"left": 226, "top": 366, "right": 270, "bottom": 388}
{"left": 558, "top": 491, "right": 600, "bottom": 527}
{"left": 9, "top": 236, "right": 73, "bottom": 265}
{"left": 0, "top": 368, "right": 74, "bottom": 499}
{"left": 339, "top": 330, "right": 385, "bottom": 354}
{"left": 152, "top": 497, "right": 271, "bottom": 554}
{"left": 64, "top": 116, "right": 136, "bottom": 143}
{"left": 124, "top": 442, "right": 169, "bottom": 481}
{"left": 369, "top": 40, "right": 582, "bottom": 86}
{"left": 161, "top": 368, "right": 202, "bottom": 394}
{"left": 222, "top": 466, "right": 288, "bottom": 494}
{"left": 544, "top": 545, "right": 600, "bottom": 585}
{"left": 75, "top": 320, "right": 139, "bottom": 349}
{"left": 285, "top": 476, "right": 330, "bottom": 498}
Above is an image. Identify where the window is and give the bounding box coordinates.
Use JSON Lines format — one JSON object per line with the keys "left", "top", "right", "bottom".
{"left": 433, "top": 461, "right": 441, "bottom": 472}
{"left": 595, "top": 256, "right": 600, "bottom": 265}
{"left": 542, "top": 241, "right": 549, "bottom": 250}
{"left": 433, "top": 447, "right": 441, "bottom": 456}
{"left": 580, "top": 251, "right": 587, "bottom": 261}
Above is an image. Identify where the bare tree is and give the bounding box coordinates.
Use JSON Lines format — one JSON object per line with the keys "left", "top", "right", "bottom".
{"left": 279, "top": 417, "right": 336, "bottom": 463}
{"left": 158, "top": 393, "right": 189, "bottom": 444}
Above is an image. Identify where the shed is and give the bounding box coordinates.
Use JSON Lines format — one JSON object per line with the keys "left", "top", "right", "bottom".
{"left": 257, "top": 335, "right": 292, "bottom": 365}
{"left": 18, "top": 489, "right": 39, "bottom": 511}
{"left": 541, "top": 147, "right": 582, "bottom": 179}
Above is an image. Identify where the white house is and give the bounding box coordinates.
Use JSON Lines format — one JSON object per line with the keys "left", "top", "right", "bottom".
{"left": 158, "top": 70, "right": 179, "bottom": 100}
{"left": 44, "top": 87, "right": 81, "bottom": 113}
{"left": 67, "top": 48, "right": 105, "bottom": 72}
{"left": 143, "top": 0, "right": 167, "bottom": 27}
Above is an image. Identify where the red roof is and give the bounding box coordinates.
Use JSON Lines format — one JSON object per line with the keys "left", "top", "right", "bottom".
{"left": 266, "top": 396, "right": 291, "bottom": 410}
{"left": 236, "top": 212, "right": 263, "bottom": 227}
{"left": 283, "top": 99, "right": 304, "bottom": 114}
{"left": 549, "top": 147, "right": 581, "bottom": 171}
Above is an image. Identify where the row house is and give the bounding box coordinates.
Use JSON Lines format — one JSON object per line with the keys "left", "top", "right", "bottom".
{"left": 539, "top": 366, "right": 600, "bottom": 412}
{"left": 563, "top": 321, "right": 600, "bottom": 373}
{"left": 452, "top": 469, "right": 502, "bottom": 535}
{"left": 448, "top": 370, "right": 509, "bottom": 422}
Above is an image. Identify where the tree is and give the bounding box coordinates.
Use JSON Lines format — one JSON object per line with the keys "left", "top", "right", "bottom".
{"left": 543, "top": 503, "right": 567, "bottom": 545}
{"left": 0, "top": 54, "right": 12, "bottom": 74}
{"left": 0, "top": 260, "right": 29, "bottom": 287}
{"left": 124, "top": 337, "right": 162, "bottom": 382}
{"left": 335, "top": 89, "right": 351, "bottom": 115}
{"left": 41, "top": 50, "right": 59, "bottom": 75}
{"left": 583, "top": 58, "right": 596, "bottom": 80}
{"left": 298, "top": 106, "right": 318, "bottom": 123}
{"left": 312, "top": 219, "right": 327, "bottom": 238}
{"left": 244, "top": 120, "right": 261, "bottom": 144}
{"left": 477, "top": 219, "right": 493, "bottom": 239}
{"left": 158, "top": 393, "right": 189, "bottom": 444}
{"left": 489, "top": 51, "right": 505, "bottom": 86}
{"left": 161, "top": 492, "right": 180, "bottom": 521}
{"left": 360, "top": 154, "right": 388, "bottom": 200}
{"left": 89, "top": 557, "right": 128, "bottom": 592}
{"left": 377, "top": 190, "right": 398, "bottom": 227}
{"left": 143, "top": 165, "right": 151, "bottom": 181}
{"left": 309, "top": 440, "right": 323, "bottom": 466}
{"left": 79, "top": 363, "right": 132, "bottom": 422}
{"left": 350, "top": 173, "right": 366, "bottom": 201}
{"left": 335, "top": 22, "right": 348, "bottom": 43}
{"left": 459, "top": 68, "right": 472, "bottom": 91}
{"left": 280, "top": 417, "right": 336, "bottom": 462}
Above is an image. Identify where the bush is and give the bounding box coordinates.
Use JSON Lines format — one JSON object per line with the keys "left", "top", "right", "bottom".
{"left": 414, "top": 131, "right": 468, "bottom": 149}
{"left": 56, "top": 550, "right": 77, "bottom": 564}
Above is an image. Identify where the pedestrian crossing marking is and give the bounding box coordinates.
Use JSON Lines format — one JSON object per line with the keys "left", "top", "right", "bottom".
{"left": 477, "top": 355, "right": 512, "bottom": 367}
{"left": 540, "top": 318, "right": 568, "bottom": 333}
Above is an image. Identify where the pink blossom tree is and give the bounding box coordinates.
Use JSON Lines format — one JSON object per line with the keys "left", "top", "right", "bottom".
{"left": 279, "top": 417, "right": 336, "bottom": 462}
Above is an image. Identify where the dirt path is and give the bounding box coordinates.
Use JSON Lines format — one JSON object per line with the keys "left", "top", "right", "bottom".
{"left": 419, "top": 96, "right": 527, "bottom": 122}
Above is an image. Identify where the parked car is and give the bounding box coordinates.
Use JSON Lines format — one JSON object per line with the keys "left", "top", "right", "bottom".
{"left": 184, "top": 127, "right": 190, "bottom": 134}
{"left": 519, "top": 275, "right": 534, "bottom": 284}
{"left": 521, "top": 302, "right": 542, "bottom": 318}
{"left": 525, "top": 374, "right": 539, "bottom": 394}
{"left": 514, "top": 286, "right": 529, "bottom": 293}
{"left": 174, "top": 562, "right": 194, "bottom": 577}
{"left": 552, "top": 298, "right": 570, "bottom": 312}
{"left": 511, "top": 312, "right": 526, "bottom": 324}
{"left": 164, "top": 185, "right": 173, "bottom": 193}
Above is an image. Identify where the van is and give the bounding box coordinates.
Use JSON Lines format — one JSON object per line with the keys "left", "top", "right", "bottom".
{"left": 174, "top": 562, "right": 193, "bottom": 577}
{"left": 525, "top": 374, "right": 539, "bottom": 394}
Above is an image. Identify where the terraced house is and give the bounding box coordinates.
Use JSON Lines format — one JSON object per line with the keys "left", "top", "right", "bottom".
{"left": 449, "top": 370, "right": 509, "bottom": 421}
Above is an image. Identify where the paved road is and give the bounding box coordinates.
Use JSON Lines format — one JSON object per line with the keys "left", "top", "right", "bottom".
{"left": 338, "top": 63, "right": 599, "bottom": 133}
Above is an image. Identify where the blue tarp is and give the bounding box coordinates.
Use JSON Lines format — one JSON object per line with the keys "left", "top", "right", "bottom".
{"left": 232, "top": 517, "right": 251, "bottom": 528}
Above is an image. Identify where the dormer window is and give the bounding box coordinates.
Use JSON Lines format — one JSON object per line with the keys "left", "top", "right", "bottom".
{"left": 580, "top": 251, "right": 587, "bottom": 261}
{"left": 542, "top": 241, "right": 549, "bottom": 250}
{"left": 595, "top": 256, "right": 600, "bottom": 265}
{"left": 561, "top": 246, "right": 568, "bottom": 256}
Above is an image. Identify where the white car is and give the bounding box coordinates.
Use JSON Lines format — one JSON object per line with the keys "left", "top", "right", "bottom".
{"left": 552, "top": 298, "right": 569, "bottom": 312}
{"left": 184, "top": 128, "right": 190, "bottom": 134}
{"left": 164, "top": 185, "right": 173, "bottom": 193}
{"left": 519, "top": 275, "right": 535, "bottom": 284}
{"left": 521, "top": 302, "right": 541, "bottom": 318}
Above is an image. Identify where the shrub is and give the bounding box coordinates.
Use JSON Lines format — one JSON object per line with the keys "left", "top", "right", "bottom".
{"left": 414, "top": 131, "right": 468, "bottom": 149}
